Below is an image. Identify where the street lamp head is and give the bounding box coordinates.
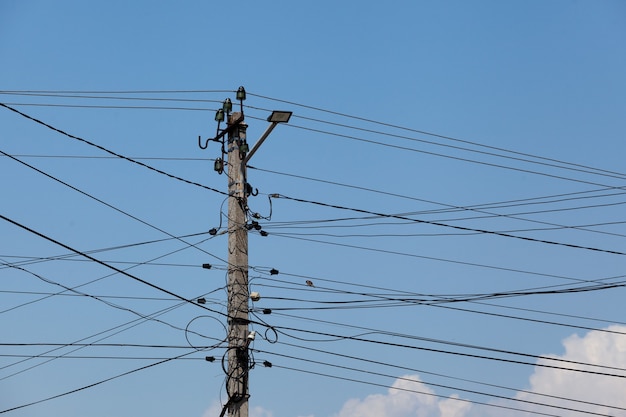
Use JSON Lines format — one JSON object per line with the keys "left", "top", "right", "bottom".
{"left": 236, "top": 86, "right": 246, "bottom": 101}
{"left": 267, "top": 110, "right": 292, "bottom": 123}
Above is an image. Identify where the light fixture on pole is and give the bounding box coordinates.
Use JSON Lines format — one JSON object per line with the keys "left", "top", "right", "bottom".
{"left": 244, "top": 111, "right": 292, "bottom": 164}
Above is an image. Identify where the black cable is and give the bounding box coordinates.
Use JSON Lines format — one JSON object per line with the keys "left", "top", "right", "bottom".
{"left": 257, "top": 348, "right": 620, "bottom": 417}
{"left": 0, "top": 91, "right": 224, "bottom": 104}
{"left": 0, "top": 214, "right": 226, "bottom": 319}
{"left": 0, "top": 230, "right": 216, "bottom": 270}
{"left": 244, "top": 102, "right": 626, "bottom": 183}
{"left": 0, "top": 342, "right": 216, "bottom": 348}
{"left": 283, "top": 122, "right": 620, "bottom": 189}
{"left": 0, "top": 283, "right": 225, "bottom": 380}
{"left": 1, "top": 150, "right": 227, "bottom": 265}
{"left": 0, "top": 89, "right": 233, "bottom": 94}
{"left": 0, "top": 214, "right": 272, "bottom": 332}
{"left": 0, "top": 103, "right": 227, "bottom": 195}
{"left": 250, "top": 165, "right": 625, "bottom": 208}
{"left": 0, "top": 261, "right": 203, "bottom": 337}
{"left": 247, "top": 91, "right": 626, "bottom": 179}
{"left": 7, "top": 153, "right": 211, "bottom": 161}
{"left": 251, "top": 271, "right": 626, "bottom": 344}
{"left": 266, "top": 364, "right": 563, "bottom": 417}
{"left": 252, "top": 269, "right": 626, "bottom": 332}
{"left": 268, "top": 322, "right": 626, "bottom": 378}
{"left": 0, "top": 350, "right": 200, "bottom": 414}
{"left": 269, "top": 339, "right": 626, "bottom": 413}
{"left": 0, "top": 102, "right": 212, "bottom": 111}
{"left": 268, "top": 233, "right": 600, "bottom": 282}
{"left": 272, "top": 194, "right": 626, "bottom": 256}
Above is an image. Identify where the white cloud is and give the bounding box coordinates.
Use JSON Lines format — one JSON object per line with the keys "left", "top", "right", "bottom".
{"left": 203, "top": 327, "right": 626, "bottom": 417}
{"left": 512, "top": 325, "right": 626, "bottom": 417}
{"left": 202, "top": 401, "right": 223, "bottom": 417}
{"left": 330, "top": 325, "right": 626, "bottom": 417}
{"left": 332, "top": 375, "right": 471, "bottom": 417}
{"left": 250, "top": 405, "right": 275, "bottom": 417}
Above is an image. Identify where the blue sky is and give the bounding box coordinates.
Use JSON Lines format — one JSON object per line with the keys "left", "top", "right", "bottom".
{"left": 1, "top": 1, "right": 626, "bottom": 417}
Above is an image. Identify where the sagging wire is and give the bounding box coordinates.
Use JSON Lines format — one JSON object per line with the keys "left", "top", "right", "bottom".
{"left": 184, "top": 315, "right": 228, "bottom": 352}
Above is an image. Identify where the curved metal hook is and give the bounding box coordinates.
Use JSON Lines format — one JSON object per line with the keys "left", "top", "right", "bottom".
{"left": 198, "top": 135, "right": 210, "bottom": 150}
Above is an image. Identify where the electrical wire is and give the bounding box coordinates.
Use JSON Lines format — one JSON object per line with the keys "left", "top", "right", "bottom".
{"left": 268, "top": 339, "right": 626, "bottom": 413}
{"left": 0, "top": 103, "right": 227, "bottom": 195}
{"left": 1, "top": 150, "right": 227, "bottom": 265}
{"left": 251, "top": 269, "right": 626, "bottom": 331}
{"left": 0, "top": 350, "right": 202, "bottom": 414}
{"left": 264, "top": 319, "right": 626, "bottom": 378}
{"left": 264, "top": 364, "right": 565, "bottom": 417}
{"left": 271, "top": 194, "right": 626, "bottom": 256}
{"left": 256, "top": 348, "right": 621, "bottom": 417}
{"left": 0, "top": 213, "right": 275, "bottom": 331}
{"left": 247, "top": 91, "right": 626, "bottom": 179}
{"left": 5, "top": 92, "right": 626, "bottom": 189}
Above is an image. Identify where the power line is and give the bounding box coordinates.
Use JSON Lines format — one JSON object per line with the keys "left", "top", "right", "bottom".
{"left": 271, "top": 339, "right": 626, "bottom": 414}
{"left": 0, "top": 103, "right": 227, "bottom": 195}
{"left": 257, "top": 348, "right": 620, "bottom": 417}
{"left": 0, "top": 214, "right": 226, "bottom": 318}
{"left": 265, "top": 364, "right": 565, "bottom": 417}
{"left": 271, "top": 194, "right": 626, "bottom": 256}
{"left": 5, "top": 93, "right": 626, "bottom": 188}
{"left": 245, "top": 102, "right": 626, "bottom": 183}
{"left": 0, "top": 350, "right": 201, "bottom": 414}
{"left": 247, "top": 91, "right": 626, "bottom": 180}
{"left": 266, "top": 320, "right": 626, "bottom": 378}
{"left": 266, "top": 233, "right": 606, "bottom": 282}
{"left": 285, "top": 122, "right": 620, "bottom": 189}
{"left": 1, "top": 150, "right": 227, "bottom": 264}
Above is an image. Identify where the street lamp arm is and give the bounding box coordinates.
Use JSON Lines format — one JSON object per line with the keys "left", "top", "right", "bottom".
{"left": 244, "top": 122, "right": 278, "bottom": 165}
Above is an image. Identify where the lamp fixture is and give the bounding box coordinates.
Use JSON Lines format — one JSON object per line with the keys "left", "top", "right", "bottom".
{"left": 243, "top": 110, "right": 293, "bottom": 165}
{"left": 267, "top": 111, "right": 292, "bottom": 123}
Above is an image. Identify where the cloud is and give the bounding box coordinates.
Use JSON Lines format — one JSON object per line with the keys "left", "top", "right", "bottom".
{"left": 512, "top": 325, "right": 626, "bottom": 417}
{"left": 331, "top": 325, "right": 626, "bottom": 417}
{"left": 202, "top": 401, "right": 223, "bottom": 417}
{"left": 332, "top": 375, "right": 471, "bottom": 417}
{"left": 250, "top": 405, "right": 275, "bottom": 417}
{"left": 203, "top": 326, "right": 626, "bottom": 417}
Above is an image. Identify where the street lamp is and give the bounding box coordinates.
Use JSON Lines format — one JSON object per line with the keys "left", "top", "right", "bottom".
{"left": 244, "top": 110, "right": 293, "bottom": 164}
{"left": 267, "top": 110, "right": 292, "bottom": 123}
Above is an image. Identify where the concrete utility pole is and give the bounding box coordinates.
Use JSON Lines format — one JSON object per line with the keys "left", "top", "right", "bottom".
{"left": 226, "top": 112, "right": 250, "bottom": 417}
